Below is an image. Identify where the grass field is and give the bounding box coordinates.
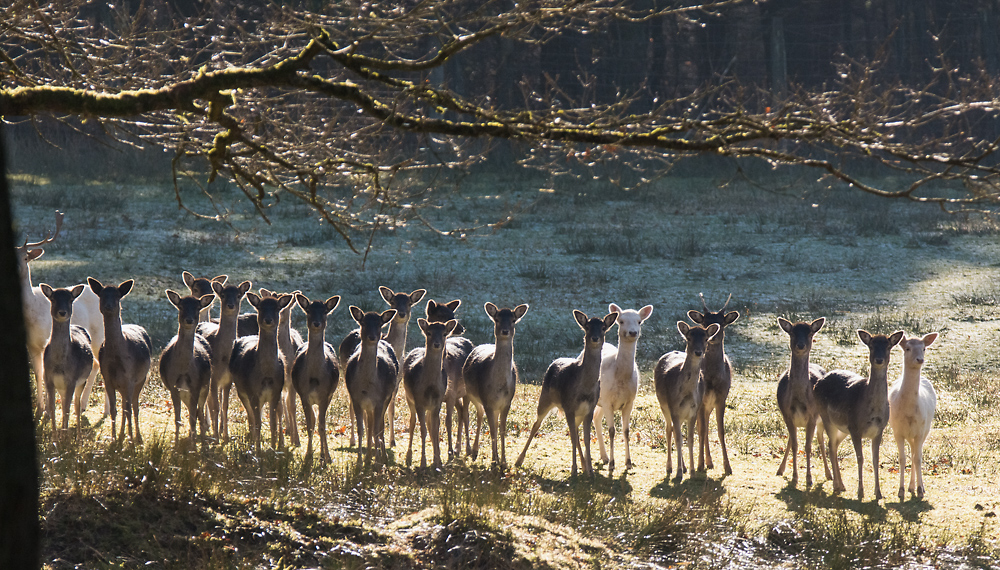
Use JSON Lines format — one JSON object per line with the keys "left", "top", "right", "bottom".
{"left": 10, "top": 158, "right": 1000, "bottom": 569}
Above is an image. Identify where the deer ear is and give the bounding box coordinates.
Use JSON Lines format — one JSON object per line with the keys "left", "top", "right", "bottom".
{"left": 247, "top": 292, "right": 261, "bottom": 308}
{"left": 295, "top": 293, "right": 310, "bottom": 312}
{"left": 888, "top": 330, "right": 905, "bottom": 347}
{"left": 484, "top": 302, "right": 498, "bottom": 319}
{"left": 444, "top": 319, "right": 458, "bottom": 336}
{"left": 677, "top": 321, "right": 690, "bottom": 336}
{"left": 238, "top": 281, "right": 252, "bottom": 295}
{"left": 857, "top": 329, "right": 872, "bottom": 345}
{"left": 199, "top": 294, "right": 215, "bottom": 309}
{"left": 603, "top": 312, "right": 618, "bottom": 330}
{"left": 379, "top": 286, "right": 394, "bottom": 304}
{"left": 417, "top": 318, "right": 430, "bottom": 334}
{"left": 88, "top": 277, "right": 103, "bottom": 295}
{"left": 810, "top": 317, "right": 825, "bottom": 334}
{"left": 724, "top": 311, "right": 740, "bottom": 326}
{"left": 182, "top": 271, "right": 195, "bottom": 287}
{"left": 350, "top": 305, "right": 365, "bottom": 324}
{"left": 922, "top": 332, "right": 938, "bottom": 347}
{"left": 573, "top": 310, "right": 589, "bottom": 330}
{"left": 410, "top": 289, "right": 427, "bottom": 304}
{"left": 639, "top": 305, "right": 654, "bottom": 321}
{"left": 425, "top": 299, "right": 438, "bottom": 316}
{"left": 706, "top": 323, "right": 721, "bottom": 340}
{"left": 165, "top": 289, "right": 182, "bottom": 307}
{"left": 70, "top": 284, "right": 85, "bottom": 299}
{"left": 609, "top": 303, "right": 622, "bottom": 314}
{"left": 777, "top": 317, "right": 793, "bottom": 333}
{"left": 687, "top": 310, "right": 705, "bottom": 325}
{"left": 276, "top": 294, "right": 293, "bottom": 310}
{"left": 325, "top": 296, "right": 341, "bottom": 313}
{"left": 514, "top": 304, "right": 529, "bottom": 321}
{"left": 40, "top": 283, "right": 54, "bottom": 298}
{"left": 381, "top": 309, "right": 397, "bottom": 325}
{"left": 446, "top": 299, "right": 461, "bottom": 312}
{"left": 27, "top": 249, "right": 44, "bottom": 261}
{"left": 212, "top": 275, "right": 228, "bottom": 285}
{"left": 212, "top": 280, "right": 225, "bottom": 296}
{"left": 118, "top": 280, "right": 134, "bottom": 297}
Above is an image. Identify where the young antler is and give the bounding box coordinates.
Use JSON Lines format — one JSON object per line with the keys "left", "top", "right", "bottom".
{"left": 24, "top": 210, "right": 64, "bottom": 249}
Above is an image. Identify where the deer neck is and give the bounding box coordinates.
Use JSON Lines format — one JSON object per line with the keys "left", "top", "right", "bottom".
{"left": 102, "top": 312, "right": 126, "bottom": 347}
{"left": 257, "top": 325, "right": 281, "bottom": 365}
{"left": 47, "top": 316, "right": 73, "bottom": 359}
{"left": 899, "top": 361, "right": 924, "bottom": 393}
{"left": 277, "top": 309, "right": 293, "bottom": 353}
{"left": 198, "top": 305, "right": 212, "bottom": 323}
{"left": 581, "top": 341, "right": 604, "bottom": 387}
{"left": 682, "top": 351, "right": 704, "bottom": 382}
{"left": 704, "top": 332, "right": 726, "bottom": 369}
{"left": 492, "top": 336, "right": 515, "bottom": 375}
{"left": 305, "top": 326, "right": 327, "bottom": 361}
{"left": 384, "top": 318, "right": 408, "bottom": 358}
{"left": 216, "top": 309, "right": 239, "bottom": 354}
{"left": 175, "top": 323, "right": 199, "bottom": 354}
{"left": 355, "top": 339, "right": 380, "bottom": 380}
{"left": 422, "top": 343, "right": 446, "bottom": 380}
{"left": 788, "top": 350, "right": 813, "bottom": 384}
{"left": 866, "top": 363, "right": 890, "bottom": 399}
{"left": 614, "top": 336, "right": 639, "bottom": 381}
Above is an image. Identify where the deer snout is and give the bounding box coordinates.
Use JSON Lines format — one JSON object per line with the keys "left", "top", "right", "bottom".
{"left": 57, "top": 310, "right": 69, "bottom": 319}
{"left": 185, "top": 317, "right": 196, "bottom": 326}
{"left": 874, "top": 357, "right": 885, "bottom": 365}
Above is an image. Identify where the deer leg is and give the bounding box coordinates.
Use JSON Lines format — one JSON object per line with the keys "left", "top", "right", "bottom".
{"left": 582, "top": 413, "right": 594, "bottom": 476}
{"left": 852, "top": 433, "right": 865, "bottom": 500}
{"left": 594, "top": 405, "right": 609, "bottom": 465}
{"left": 431, "top": 404, "right": 442, "bottom": 469}
{"left": 499, "top": 406, "right": 511, "bottom": 468}
{"left": 387, "top": 386, "right": 397, "bottom": 448}
{"left": 895, "top": 435, "right": 907, "bottom": 500}
{"left": 418, "top": 408, "right": 428, "bottom": 469}
{"left": 470, "top": 405, "right": 484, "bottom": 461}
{"left": 716, "top": 404, "right": 731, "bottom": 475}
{"left": 284, "top": 387, "right": 299, "bottom": 447}
{"left": 871, "top": 433, "right": 883, "bottom": 501}
{"left": 804, "top": 418, "right": 815, "bottom": 487}
{"left": 913, "top": 438, "right": 925, "bottom": 499}
{"left": 79, "top": 359, "right": 99, "bottom": 413}
{"left": 318, "top": 400, "right": 331, "bottom": 464}
{"left": 46, "top": 378, "right": 57, "bottom": 437}
{"left": 461, "top": 398, "right": 472, "bottom": 456}
{"left": 516, "top": 407, "right": 549, "bottom": 469}
{"left": 622, "top": 400, "right": 634, "bottom": 470}
{"left": 406, "top": 400, "right": 417, "bottom": 467}
{"left": 697, "top": 406, "right": 708, "bottom": 472}
{"left": 777, "top": 415, "right": 795, "bottom": 479}
{"left": 445, "top": 397, "right": 455, "bottom": 458}
{"left": 303, "top": 399, "right": 316, "bottom": 460}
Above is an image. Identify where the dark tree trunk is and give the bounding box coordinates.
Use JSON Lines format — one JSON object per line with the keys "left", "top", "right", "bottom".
{"left": 0, "top": 123, "right": 40, "bottom": 569}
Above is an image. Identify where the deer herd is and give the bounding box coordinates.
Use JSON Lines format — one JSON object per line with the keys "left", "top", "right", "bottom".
{"left": 19, "top": 213, "right": 941, "bottom": 502}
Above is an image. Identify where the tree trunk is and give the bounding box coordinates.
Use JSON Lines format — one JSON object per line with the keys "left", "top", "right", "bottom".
{"left": 0, "top": 123, "right": 40, "bottom": 569}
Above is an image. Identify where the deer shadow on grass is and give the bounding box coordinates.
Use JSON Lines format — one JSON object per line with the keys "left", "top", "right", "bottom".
{"left": 532, "top": 468, "right": 634, "bottom": 496}
{"left": 649, "top": 472, "right": 727, "bottom": 503}
{"left": 775, "top": 481, "right": 895, "bottom": 521}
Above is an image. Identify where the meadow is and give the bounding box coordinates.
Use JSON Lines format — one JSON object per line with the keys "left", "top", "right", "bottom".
{"left": 9, "top": 148, "right": 1000, "bottom": 568}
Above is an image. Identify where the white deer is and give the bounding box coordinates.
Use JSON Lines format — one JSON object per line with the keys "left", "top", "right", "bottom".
{"left": 888, "top": 332, "right": 939, "bottom": 500}
{"left": 19, "top": 211, "right": 105, "bottom": 417}
{"left": 593, "top": 303, "right": 653, "bottom": 474}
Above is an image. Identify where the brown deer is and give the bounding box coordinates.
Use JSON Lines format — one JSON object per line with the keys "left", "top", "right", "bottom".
{"left": 159, "top": 290, "right": 214, "bottom": 447}
{"left": 39, "top": 283, "right": 95, "bottom": 440}
{"left": 259, "top": 288, "right": 305, "bottom": 447}
{"left": 516, "top": 310, "right": 617, "bottom": 476}
{"left": 464, "top": 302, "right": 529, "bottom": 468}
{"left": 291, "top": 293, "right": 341, "bottom": 463}
{"left": 687, "top": 294, "right": 739, "bottom": 475}
{"left": 197, "top": 279, "right": 252, "bottom": 440}
{"left": 402, "top": 318, "right": 458, "bottom": 469}
{"left": 425, "top": 299, "right": 475, "bottom": 458}
{"left": 338, "top": 287, "right": 424, "bottom": 448}
{"left": 88, "top": 277, "right": 152, "bottom": 444}
{"left": 344, "top": 306, "right": 399, "bottom": 464}
{"left": 654, "top": 321, "right": 719, "bottom": 480}
{"left": 775, "top": 317, "right": 830, "bottom": 487}
{"left": 182, "top": 271, "right": 227, "bottom": 323}
{"left": 230, "top": 292, "right": 293, "bottom": 454}
{"left": 814, "top": 329, "right": 904, "bottom": 500}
